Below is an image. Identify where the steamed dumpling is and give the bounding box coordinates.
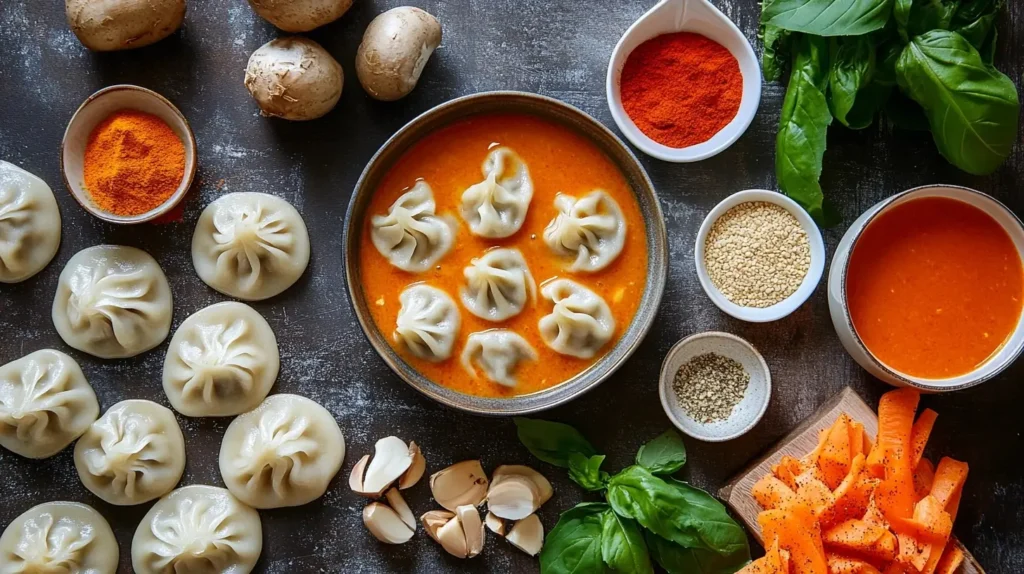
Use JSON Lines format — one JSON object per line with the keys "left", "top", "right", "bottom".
{"left": 74, "top": 400, "right": 186, "bottom": 506}
{"left": 460, "top": 147, "right": 534, "bottom": 238}
{"left": 543, "top": 190, "right": 626, "bottom": 272}
{"left": 162, "top": 301, "right": 279, "bottom": 417}
{"left": 538, "top": 279, "right": 615, "bottom": 359}
{"left": 219, "top": 394, "right": 345, "bottom": 509}
{"left": 0, "top": 161, "right": 61, "bottom": 283}
{"left": 461, "top": 330, "right": 538, "bottom": 388}
{"left": 192, "top": 192, "right": 311, "bottom": 301}
{"left": 0, "top": 349, "right": 99, "bottom": 459}
{"left": 371, "top": 181, "right": 454, "bottom": 272}
{"left": 52, "top": 245, "right": 173, "bottom": 359}
{"left": 461, "top": 248, "right": 536, "bottom": 322}
{"left": 395, "top": 284, "right": 461, "bottom": 361}
{"left": 0, "top": 502, "right": 118, "bottom": 574}
{"left": 132, "top": 485, "right": 262, "bottom": 574}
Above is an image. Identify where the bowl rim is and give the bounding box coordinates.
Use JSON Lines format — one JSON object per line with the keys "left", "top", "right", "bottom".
{"left": 836, "top": 184, "right": 1024, "bottom": 392}
{"left": 657, "top": 331, "right": 772, "bottom": 442}
{"left": 343, "top": 90, "right": 669, "bottom": 415}
{"left": 694, "top": 189, "right": 826, "bottom": 322}
{"left": 60, "top": 84, "right": 197, "bottom": 225}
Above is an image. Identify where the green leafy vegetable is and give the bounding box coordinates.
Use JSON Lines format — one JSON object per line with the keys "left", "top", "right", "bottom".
{"left": 569, "top": 453, "right": 610, "bottom": 492}
{"left": 894, "top": 0, "right": 913, "bottom": 39}
{"left": 635, "top": 430, "right": 687, "bottom": 475}
{"left": 952, "top": 0, "right": 1004, "bottom": 52}
{"left": 514, "top": 417, "right": 598, "bottom": 468}
{"left": 600, "top": 511, "right": 653, "bottom": 574}
{"left": 907, "top": 0, "right": 959, "bottom": 36}
{"left": 895, "top": 29, "right": 1020, "bottom": 175}
{"left": 540, "top": 503, "right": 608, "bottom": 574}
{"left": 763, "top": 0, "right": 893, "bottom": 36}
{"left": 762, "top": 25, "right": 792, "bottom": 82}
{"left": 829, "top": 36, "right": 876, "bottom": 128}
{"left": 646, "top": 533, "right": 752, "bottom": 574}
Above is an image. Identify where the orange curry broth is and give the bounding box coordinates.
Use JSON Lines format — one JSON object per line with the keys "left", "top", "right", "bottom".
{"left": 359, "top": 114, "right": 648, "bottom": 398}
{"left": 846, "top": 196, "right": 1023, "bottom": 379}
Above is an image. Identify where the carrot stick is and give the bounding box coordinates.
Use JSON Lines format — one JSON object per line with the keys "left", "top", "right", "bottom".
{"left": 930, "top": 457, "right": 969, "bottom": 515}
{"left": 914, "top": 458, "right": 936, "bottom": 500}
{"left": 935, "top": 545, "right": 965, "bottom": 574}
{"left": 910, "top": 408, "right": 938, "bottom": 467}
{"left": 754, "top": 474, "right": 797, "bottom": 510}
{"left": 874, "top": 389, "right": 920, "bottom": 523}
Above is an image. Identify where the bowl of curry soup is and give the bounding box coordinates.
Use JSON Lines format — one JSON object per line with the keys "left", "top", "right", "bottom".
{"left": 343, "top": 92, "right": 668, "bottom": 414}
{"left": 828, "top": 185, "right": 1024, "bottom": 392}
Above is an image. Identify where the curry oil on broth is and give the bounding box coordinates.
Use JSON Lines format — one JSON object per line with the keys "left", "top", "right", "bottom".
{"left": 360, "top": 114, "right": 648, "bottom": 398}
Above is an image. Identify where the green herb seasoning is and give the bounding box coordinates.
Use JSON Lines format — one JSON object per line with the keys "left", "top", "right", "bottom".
{"left": 672, "top": 353, "right": 750, "bottom": 423}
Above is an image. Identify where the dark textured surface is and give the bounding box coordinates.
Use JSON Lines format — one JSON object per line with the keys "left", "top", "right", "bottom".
{"left": 0, "top": 1, "right": 1022, "bottom": 572}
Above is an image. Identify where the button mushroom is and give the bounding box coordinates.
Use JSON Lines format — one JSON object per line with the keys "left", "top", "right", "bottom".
{"left": 247, "top": 0, "right": 353, "bottom": 32}
{"left": 355, "top": 7, "right": 442, "bottom": 101}
{"left": 244, "top": 37, "right": 343, "bottom": 121}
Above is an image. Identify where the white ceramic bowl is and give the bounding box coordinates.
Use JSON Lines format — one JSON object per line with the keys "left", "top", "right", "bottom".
{"left": 61, "top": 85, "right": 197, "bottom": 224}
{"left": 695, "top": 189, "right": 826, "bottom": 322}
{"left": 606, "top": 0, "right": 761, "bottom": 162}
{"left": 828, "top": 185, "right": 1024, "bottom": 392}
{"left": 659, "top": 332, "right": 771, "bottom": 442}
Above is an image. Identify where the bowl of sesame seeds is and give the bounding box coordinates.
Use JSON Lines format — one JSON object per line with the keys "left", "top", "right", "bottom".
{"left": 695, "top": 189, "right": 825, "bottom": 322}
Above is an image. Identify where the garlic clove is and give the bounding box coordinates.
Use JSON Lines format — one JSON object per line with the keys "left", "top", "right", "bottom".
{"left": 421, "top": 510, "right": 455, "bottom": 543}
{"left": 435, "top": 512, "right": 469, "bottom": 558}
{"left": 363, "top": 502, "right": 415, "bottom": 544}
{"left": 457, "top": 504, "right": 485, "bottom": 558}
{"left": 430, "top": 460, "right": 489, "bottom": 511}
{"left": 487, "top": 475, "right": 540, "bottom": 520}
{"left": 349, "top": 454, "right": 379, "bottom": 497}
{"left": 506, "top": 513, "right": 544, "bottom": 556}
{"left": 385, "top": 488, "right": 416, "bottom": 531}
{"left": 485, "top": 511, "right": 506, "bottom": 536}
{"left": 363, "top": 436, "right": 414, "bottom": 495}
{"left": 492, "top": 465, "right": 553, "bottom": 507}
{"left": 399, "top": 441, "right": 426, "bottom": 489}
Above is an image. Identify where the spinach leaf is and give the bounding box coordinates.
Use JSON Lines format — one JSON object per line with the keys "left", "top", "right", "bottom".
{"left": 600, "top": 511, "right": 653, "bottom": 574}
{"left": 776, "top": 34, "right": 834, "bottom": 222}
{"left": 569, "top": 453, "right": 610, "bottom": 492}
{"left": 896, "top": 29, "right": 1020, "bottom": 175}
{"left": 763, "top": 0, "right": 892, "bottom": 36}
{"left": 907, "top": 0, "right": 959, "bottom": 36}
{"left": 514, "top": 418, "right": 598, "bottom": 468}
{"left": 635, "top": 430, "right": 687, "bottom": 475}
{"left": 540, "top": 503, "right": 609, "bottom": 574}
{"left": 646, "top": 533, "right": 751, "bottom": 574}
{"left": 829, "top": 36, "right": 876, "bottom": 128}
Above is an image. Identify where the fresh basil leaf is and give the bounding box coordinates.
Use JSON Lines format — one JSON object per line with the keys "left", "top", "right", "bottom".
{"left": 514, "top": 418, "right": 598, "bottom": 468}
{"left": 874, "top": 41, "right": 904, "bottom": 86}
{"left": 907, "top": 0, "right": 959, "bottom": 36}
{"left": 600, "top": 511, "right": 653, "bottom": 574}
{"left": 569, "top": 453, "right": 610, "bottom": 492}
{"left": 763, "top": 0, "right": 892, "bottom": 36}
{"left": 894, "top": 0, "right": 913, "bottom": 39}
{"left": 776, "top": 34, "right": 834, "bottom": 222}
{"left": 762, "top": 24, "right": 792, "bottom": 82}
{"left": 829, "top": 36, "right": 876, "bottom": 128}
{"left": 646, "top": 532, "right": 751, "bottom": 574}
{"left": 635, "top": 430, "right": 687, "bottom": 475}
{"left": 896, "top": 29, "right": 1020, "bottom": 175}
{"left": 540, "top": 503, "right": 608, "bottom": 574}
{"left": 662, "top": 478, "right": 751, "bottom": 559}
{"left": 844, "top": 82, "right": 891, "bottom": 130}
{"left": 952, "top": 0, "right": 1004, "bottom": 52}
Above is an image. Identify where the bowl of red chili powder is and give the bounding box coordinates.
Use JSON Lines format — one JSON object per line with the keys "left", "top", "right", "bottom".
{"left": 61, "top": 85, "right": 197, "bottom": 224}
{"left": 606, "top": 0, "right": 761, "bottom": 162}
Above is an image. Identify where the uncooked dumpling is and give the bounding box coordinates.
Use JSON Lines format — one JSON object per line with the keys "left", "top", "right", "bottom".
{"left": 371, "top": 180, "right": 454, "bottom": 272}
{"left": 192, "top": 192, "right": 310, "bottom": 301}
{"left": 132, "top": 485, "right": 262, "bottom": 574}
{"left": 460, "top": 147, "right": 533, "bottom": 238}
{"left": 51, "top": 245, "right": 173, "bottom": 359}
{"left": 219, "top": 394, "right": 345, "bottom": 509}
{"left": 461, "top": 248, "right": 536, "bottom": 322}
{"left": 162, "top": 301, "right": 279, "bottom": 417}
{"left": 538, "top": 279, "right": 615, "bottom": 359}
{"left": 0, "top": 349, "right": 99, "bottom": 459}
{"left": 0, "top": 501, "right": 118, "bottom": 574}
{"left": 544, "top": 190, "right": 626, "bottom": 272}
{"left": 461, "top": 330, "right": 538, "bottom": 387}
{"left": 74, "top": 399, "right": 186, "bottom": 506}
{"left": 0, "top": 161, "right": 61, "bottom": 283}
{"left": 395, "top": 284, "right": 461, "bottom": 361}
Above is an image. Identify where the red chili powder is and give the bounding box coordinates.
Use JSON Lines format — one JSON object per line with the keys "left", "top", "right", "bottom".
{"left": 620, "top": 32, "right": 743, "bottom": 149}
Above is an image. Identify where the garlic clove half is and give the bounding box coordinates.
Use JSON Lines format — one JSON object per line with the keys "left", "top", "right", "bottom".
{"left": 457, "top": 504, "right": 485, "bottom": 558}
{"left": 421, "top": 510, "right": 455, "bottom": 543}
{"left": 487, "top": 475, "right": 540, "bottom": 520}
{"left": 349, "top": 454, "right": 382, "bottom": 497}
{"left": 435, "top": 513, "right": 469, "bottom": 558}
{"left": 363, "top": 502, "right": 415, "bottom": 544}
{"left": 485, "top": 511, "right": 506, "bottom": 536}
{"left": 430, "top": 460, "right": 489, "bottom": 511}
{"left": 399, "top": 441, "right": 426, "bottom": 489}
{"left": 385, "top": 488, "right": 416, "bottom": 531}
{"left": 492, "top": 465, "right": 553, "bottom": 507}
{"left": 363, "top": 436, "right": 414, "bottom": 495}
{"left": 506, "top": 513, "right": 544, "bottom": 556}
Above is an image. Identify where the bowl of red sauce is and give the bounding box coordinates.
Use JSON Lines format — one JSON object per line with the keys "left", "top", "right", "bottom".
{"left": 828, "top": 185, "right": 1024, "bottom": 391}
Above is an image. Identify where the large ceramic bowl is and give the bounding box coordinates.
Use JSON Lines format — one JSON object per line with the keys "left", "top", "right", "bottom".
{"left": 344, "top": 91, "right": 669, "bottom": 415}
{"left": 828, "top": 185, "right": 1024, "bottom": 392}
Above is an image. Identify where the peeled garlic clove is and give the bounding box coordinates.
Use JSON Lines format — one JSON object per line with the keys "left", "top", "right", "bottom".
{"left": 363, "top": 436, "right": 414, "bottom": 495}
{"left": 506, "top": 513, "right": 544, "bottom": 556}
{"left": 363, "top": 502, "right": 415, "bottom": 544}
{"left": 487, "top": 475, "right": 540, "bottom": 520}
{"left": 492, "top": 465, "right": 554, "bottom": 507}
{"left": 430, "top": 460, "right": 489, "bottom": 511}
{"left": 385, "top": 488, "right": 416, "bottom": 531}
{"left": 485, "top": 511, "right": 506, "bottom": 536}
{"left": 399, "top": 441, "right": 426, "bottom": 489}
{"left": 349, "top": 454, "right": 379, "bottom": 497}
{"left": 435, "top": 513, "right": 469, "bottom": 558}
{"left": 457, "top": 504, "right": 485, "bottom": 558}
{"left": 421, "top": 510, "right": 455, "bottom": 543}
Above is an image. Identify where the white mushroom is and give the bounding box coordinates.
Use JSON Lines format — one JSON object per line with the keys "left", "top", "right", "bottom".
{"left": 244, "top": 37, "right": 343, "bottom": 121}
{"left": 349, "top": 437, "right": 416, "bottom": 497}
{"left": 430, "top": 460, "right": 488, "bottom": 511}
{"left": 457, "top": 505, "right": 485, "bottom": 558}
{"left": 363, "top": 502, "right": 415, "bottom": 544}
{"left": 492, "top": 465, "right": 553, "bottom": 506}
{"left": 487, "top": 475, "right": 541, "bottom": 520}
{"left": 506, "top": 514, "right": 544, "bottom": 557}
{"left": 399, "top": 442, "right": 426, "bottom": 489}
{"left": 248, "top": 0, "right": 353, "bottom": 32}
{"left": 384, "top": 488, "right": 415, "bottom": 531}
{"left": 485, "top": 512, "right": 506, "bottom": 537}
{"left": 355, "top": 7, "right": 442, "bottom": 101}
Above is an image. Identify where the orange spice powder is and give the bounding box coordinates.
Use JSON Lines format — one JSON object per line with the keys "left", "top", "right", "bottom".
{"left": 83, "top": 109, "right": 185, "bottom": 216}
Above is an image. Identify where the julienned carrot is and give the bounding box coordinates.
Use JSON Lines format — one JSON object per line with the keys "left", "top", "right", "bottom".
{"left": 866, "top": 389, "right": 920, "bottom": 477}
{"left": 825, "top": 553, "right": 883, "bottom": 574}
{"left": 760, "top": 501, "right": 828, "bottom": 574}
{"left": 913, "top": 458, "right": 936, "bottom": 500}
{"left": 822, "top": 454, "right": 867, "bottom": 525}
{"left": 910, "top": 409, "right": 938, "bottom": 467}
{"left": 873, "top": 389, "right": 920, "bottom": 523}
{"left": 934, "top": 545, "right": 965, "bottom": 574}
{"left": 819, "top": 414, "right": 854, "bottom": 490}
{"left": 774, "top": 455, "right": 806, "bottom": 491}
{"left": 930, "top": 457, "right": 969, "bottom": 516}
{"left": 739, "top": 536, "right": 791, "bottom": 574}
{"left": 849, "top": 420, "right": 867, "bottom": 460}
{"left": 755, "top": 474, "right": 798, "bottom": 510}
{"left": 822, "top": 519, "right": 896, "bottom": 563}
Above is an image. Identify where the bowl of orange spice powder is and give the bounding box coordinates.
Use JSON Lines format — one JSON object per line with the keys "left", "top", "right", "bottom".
{"left": 61, "top": 85, "right": 196, "bottom": 223}
{"left": 606, "top": 0, "right": 761, "bottom": 162}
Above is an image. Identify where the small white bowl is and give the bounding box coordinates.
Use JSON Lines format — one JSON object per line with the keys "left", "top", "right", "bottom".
{"left": 61, "top": 85, "right": 197, "bottom": 224}
{"left": 659, "top": 332, "right": 771, "bottom": 442}
{"left": 606, "top": 0, "right": 761, "bottom": 162}
{"left": 695, "top": 189, "right": 825, "bottom": 322}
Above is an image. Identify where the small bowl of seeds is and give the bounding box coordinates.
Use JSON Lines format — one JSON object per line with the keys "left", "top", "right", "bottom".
{"left": 659, "top": 331, "right": 771, "bottom": 442}
{"left": 695, "top": 189, "right": 825, "bottom": 322}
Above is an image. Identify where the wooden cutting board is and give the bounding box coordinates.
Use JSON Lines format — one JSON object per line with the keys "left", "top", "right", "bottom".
{"left": 719, "top": 387, "right": 983, "bottom": 574}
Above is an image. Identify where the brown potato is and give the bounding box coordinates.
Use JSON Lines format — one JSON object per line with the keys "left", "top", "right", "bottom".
{"left": 66, "top": 0, "right": 186, "bottom": 52}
